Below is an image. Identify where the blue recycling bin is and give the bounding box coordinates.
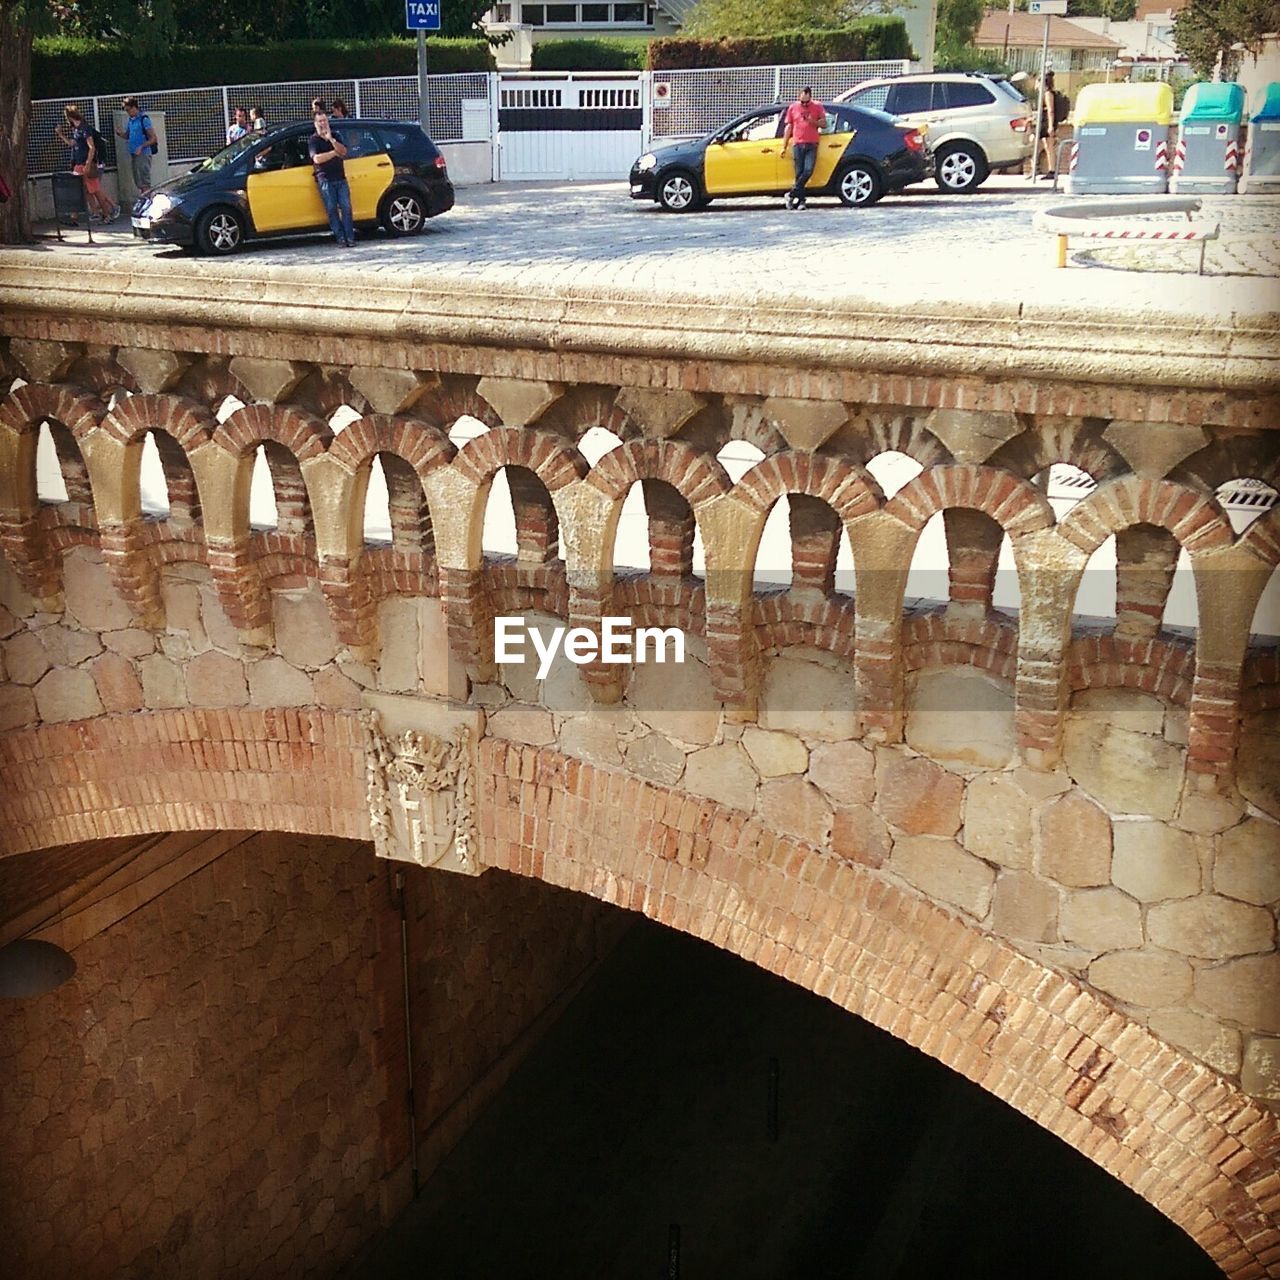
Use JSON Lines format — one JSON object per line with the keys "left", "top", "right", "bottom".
{"left": 1241, "top": 82, "right": 1280, "bottom": 194}
{"left": 1171, "top": 82, "right": 1245, "bottom": 194}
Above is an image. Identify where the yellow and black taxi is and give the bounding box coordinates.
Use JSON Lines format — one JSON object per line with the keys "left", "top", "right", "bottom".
{"left": 131, "top": 118, "right": 454, "bottom": 254}
{"left": 630, "top": 102, "right": 927, "bottom": 211}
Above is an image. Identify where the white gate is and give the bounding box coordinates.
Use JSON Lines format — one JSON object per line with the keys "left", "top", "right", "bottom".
{"left": 497, "top": 73, "right": 644, "bottom": 181}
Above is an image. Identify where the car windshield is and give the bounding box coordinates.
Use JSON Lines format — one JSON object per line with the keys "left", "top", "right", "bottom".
{"left": 195, "top": 133, "right": 261, "bottom": 173}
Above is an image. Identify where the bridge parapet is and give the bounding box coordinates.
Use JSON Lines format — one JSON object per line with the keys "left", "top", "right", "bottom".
{"left": 1, "top": 264, "right": 1278, "bottom": 1275}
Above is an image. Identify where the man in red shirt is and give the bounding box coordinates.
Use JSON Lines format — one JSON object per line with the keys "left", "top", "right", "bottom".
{"left": 780, "top": 86, "right": 827, "bottom": 210}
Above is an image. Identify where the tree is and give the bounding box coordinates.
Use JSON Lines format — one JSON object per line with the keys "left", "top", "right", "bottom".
{"left": 935, "top": 0, "right": 984, "bottom": 62}
{"left": 1, "top": 0, "right": 40, "bottom": 244}
{"left": 1175, "top": 0, "right": 1280, "bottom": 78}
{"left": 1068, "top": 0, "right": 1138, "bottom": 17}
{"left": 684, "top": 0, "right": 890, "bottom": 38}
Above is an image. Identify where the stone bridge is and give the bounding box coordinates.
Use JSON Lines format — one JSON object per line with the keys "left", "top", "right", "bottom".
{"left": 1, "top": 254, "right": 1278, "bottom": 1277}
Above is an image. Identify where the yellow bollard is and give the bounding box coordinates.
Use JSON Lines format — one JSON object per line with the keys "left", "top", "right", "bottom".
{"left": 1056, "top": 234, "right": 1068, "bottom": 268}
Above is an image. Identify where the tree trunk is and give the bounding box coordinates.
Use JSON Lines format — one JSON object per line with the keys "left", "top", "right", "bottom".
{"left": 0, "top": 4, "right": 34, "bottom": 245}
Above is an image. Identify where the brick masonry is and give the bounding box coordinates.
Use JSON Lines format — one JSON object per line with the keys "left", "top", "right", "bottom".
{"left": 0, "top": 830, "right": 623, "bottom": 1280}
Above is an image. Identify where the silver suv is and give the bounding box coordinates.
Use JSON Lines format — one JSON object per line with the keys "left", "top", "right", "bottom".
{"left": 835, "top": 72, "right": 1032, "bottom": 193}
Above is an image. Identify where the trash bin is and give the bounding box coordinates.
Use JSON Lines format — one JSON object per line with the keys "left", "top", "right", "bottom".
{"left": 1171, "top": 82, "right": 1245, "bottom": 194}
{"left": 1066, "top": 82, "right": 1175, "bottom": 195}
{"left": 1240, "top": 82, "right": 1280, "bottom": 195}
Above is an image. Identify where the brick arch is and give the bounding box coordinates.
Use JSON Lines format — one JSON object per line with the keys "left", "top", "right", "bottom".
{"left": 212, "top": 402, "right": 332, "bottom": 462}
{"left": 1239, "top": 505, "right": 1280, "bottom": 569}
{"left": 586, "top": 439, "right": 730, "bottom": 507}
{"left": 453, "top": 426, "right": 586, "bottom": 491}
{"left": 0, "top": 381, "right": 105, "bottom": 442}
{"left": 101, "top": 392, "right": 215, "bottom": 451}
{"left": 884, "top": 464, "right": 1056, "bottom": 538}
{"left": 64, "top": 354, "right": 141, "bottom": 398}
{"left": 1172, "top": 435, "right": 1280, "bottom": 493}
{"left": 412, "top": 378, "right": 501, "bottom": 432}
{"left": 1057, "top": 476, "right": 1235, "bottom": 559}
{"left": 854, "top": 413, "right": 952, "bottom": 470}
{"left": 326, "top": 413, "right": 453, "bottom": 477}
{"left": 902, "top": 612, "right": 1018, "bottom": 682}
{"left": 987, "top": 422, "right": 1126, "bottom": 483}
{"left": 2, "top": 713, "right": 1275, "bottom": 1280}
{"left": 1068, "top": 634, "right": 1196, "bottom": 705}
{"left": 731, "top": 451, "right": 881, "bottom": 524}
{"left": 534, "top": 384, "right": 630, "bottom": 440}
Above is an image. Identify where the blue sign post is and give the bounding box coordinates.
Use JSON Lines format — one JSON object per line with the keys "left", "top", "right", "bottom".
{"left": 406, "top": 1, "right": 441, "bottom": 131}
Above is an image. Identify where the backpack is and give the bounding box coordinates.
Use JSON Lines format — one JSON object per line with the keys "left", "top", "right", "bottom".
{"left": 88, "top": 125, "right": 109, "bottom": 159}
{"left": 140, "top": 114, "right": 159, "bottom": 156}
{"left": 1053, "top": 89, "right": 1071, "bottom": 122}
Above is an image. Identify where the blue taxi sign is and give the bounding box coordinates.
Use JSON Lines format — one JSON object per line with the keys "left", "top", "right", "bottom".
{"left": 406, "top": 0, "right": 441, "bottom": 30}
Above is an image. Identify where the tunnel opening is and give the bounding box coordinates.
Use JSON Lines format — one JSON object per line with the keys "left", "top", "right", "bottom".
{"left": 358, "top": 918, "right": 1221, "bottom": 1280}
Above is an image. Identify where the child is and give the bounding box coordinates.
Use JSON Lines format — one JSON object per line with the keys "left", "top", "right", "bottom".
{"left": 250, "top": 107, "right": 267, "bottom": 133}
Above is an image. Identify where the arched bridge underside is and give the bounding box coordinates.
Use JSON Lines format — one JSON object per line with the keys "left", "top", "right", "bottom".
{"left": 0, "top": 256, "right": 1278, "bottom": 1276}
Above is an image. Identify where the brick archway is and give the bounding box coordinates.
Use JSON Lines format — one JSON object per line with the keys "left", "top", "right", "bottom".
{"left": 2, "top": 710, "right": 1276, "bottom": 1278}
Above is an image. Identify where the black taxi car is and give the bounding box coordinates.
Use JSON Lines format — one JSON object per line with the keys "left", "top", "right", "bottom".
{"left": 630, "top": 101, "right": 928, "bottom": 210}
{"left": 131, "top": 118, "right": 454, "bottom": 254}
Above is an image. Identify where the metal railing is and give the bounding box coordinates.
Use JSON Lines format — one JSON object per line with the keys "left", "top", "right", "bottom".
{"left": 29, "top": 61, "right": 914, "bottom": 177}
{"left": 29, "top": 73, "right": 494, "bottom": 178}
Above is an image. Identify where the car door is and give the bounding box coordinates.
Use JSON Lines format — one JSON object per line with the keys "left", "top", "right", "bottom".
{"left": 703, "top": 110, "right": 786, "bottom": 194}
{"left": 245, "top": 130, "right": 325, "bottom": 233}
{"left": 884, "top": 81, "right": 938, "bottom": 135}
{"left": 809, "top": 108, "right": 858, "bottom": 188}
{"left": 334, "top": 125, "right": 396, "bottom": 221}
{"left": 940, "top": 80, "right": 1001, "bottom": 154}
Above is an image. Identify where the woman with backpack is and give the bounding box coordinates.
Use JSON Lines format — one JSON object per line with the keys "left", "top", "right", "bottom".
{"left": 54, "top": 105, "right": 119, "bottom": 222}
{"left": 1038, "top": 72, "right": 1068, "bottom": 180}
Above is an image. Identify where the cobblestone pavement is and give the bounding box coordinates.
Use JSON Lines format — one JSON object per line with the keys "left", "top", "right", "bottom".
{"left": 15, "top": 175, "right": 1280, "bottom": 316}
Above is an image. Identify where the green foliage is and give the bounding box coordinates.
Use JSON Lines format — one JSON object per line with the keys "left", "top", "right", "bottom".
{"left": 32, "top": 36, "right": 493, "bottom": 97}
{"left": 1069, "top": 0, "right": 1138, "bottom": 16}
{"left": 683, "top": 0, "right": 891, "bottom": 38}
{"left": 47, "top": 0, "right": 496, "bottom": 44}
{"left": 1174, "top": 0, "right": 1280, "bottom": 78}
{"left": 936, "top": 0, "right": 984, "bottom": 53}
{"left": 933, "top": 45, "right": 1012, "bottom": 75}
{"left": 531, "top": 37, "right": 651, "bottom": 70}
{"left": 649, "top": 19, "right": 912, "bottom": 69}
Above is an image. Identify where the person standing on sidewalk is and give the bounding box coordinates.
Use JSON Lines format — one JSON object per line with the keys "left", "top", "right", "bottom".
{"left": 115, "top": 97, "right": 157, "bottom": 196}
{"left": 780, "top": 87, "right": 826, "bottom": 210}
{"left": 308, "top": 110, "right": 355, "bottom": 248}
{"left": 55, "top": 105, "right": 118, "bottom": 223}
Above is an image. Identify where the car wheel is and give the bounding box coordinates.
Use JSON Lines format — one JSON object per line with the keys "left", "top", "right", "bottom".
{"left": 837, "top": 162, "right": 883, "bottom": 207}
{"left": 195, "top": 207, "right": 245, "bottom": 255}
{"left": 935, "top": 143, "right": 989, "bottom": 194}
{"left": 657, "top": 170, "right": 700, "bottom": 212}
{"left": 382, "top": 189, "right": 427, "bottom": 236}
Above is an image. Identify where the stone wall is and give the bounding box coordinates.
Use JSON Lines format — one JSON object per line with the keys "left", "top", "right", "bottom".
{"left": 0, "top": 830, "right": 622, "bottom": 1280}
{"left": 2, "top": 550, "right": 1276, "bottom": 1104}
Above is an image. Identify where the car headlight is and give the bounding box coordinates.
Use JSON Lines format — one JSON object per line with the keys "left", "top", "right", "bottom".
{"left": 636, "top": 153, "right": 657, "bottom": 172}
{"left": 147, "top": 193, "right": 175, "bottom": 217}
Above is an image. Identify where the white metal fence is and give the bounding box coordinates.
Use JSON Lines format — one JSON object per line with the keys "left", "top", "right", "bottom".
{"left": 29, "top": 61, "right": 911, "bottom": 180}
{"left": 28, "top": 73, "right": 493, "bottom": 178}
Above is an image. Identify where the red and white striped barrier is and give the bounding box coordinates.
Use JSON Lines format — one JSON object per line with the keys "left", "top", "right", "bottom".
{"left": 1173, "top": 138, "right": 1187, "bottom": 173}
{"left": 1069, "top": 142, "right": 1079, "bottom": 173}
{"left": 1225, "top": 140, "right": 1239, "bottom": 173}
{"left": 1154, "top": 139, "right": 1170, "bottom": 172}
{"left": 1032, "top": 197, "right": 1219, "bottom": 271}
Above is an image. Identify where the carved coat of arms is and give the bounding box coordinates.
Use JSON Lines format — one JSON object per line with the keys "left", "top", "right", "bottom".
{"left": 362, "top": 711, "right": 479, "bottom": 874}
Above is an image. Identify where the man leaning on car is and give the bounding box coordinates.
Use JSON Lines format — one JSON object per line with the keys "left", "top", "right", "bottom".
{"left": 780, "top": 87, "right": 827, "bottom": 210}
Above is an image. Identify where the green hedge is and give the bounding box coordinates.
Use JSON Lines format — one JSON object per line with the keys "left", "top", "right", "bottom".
{"left": 33, "top": 37, "right": 493, "bottom": 98}
{"left": 531, "top": 37, "right": 650, "bottom": 71}
{"left": 648, "top": 20, "right": 911, "bottom": 70}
